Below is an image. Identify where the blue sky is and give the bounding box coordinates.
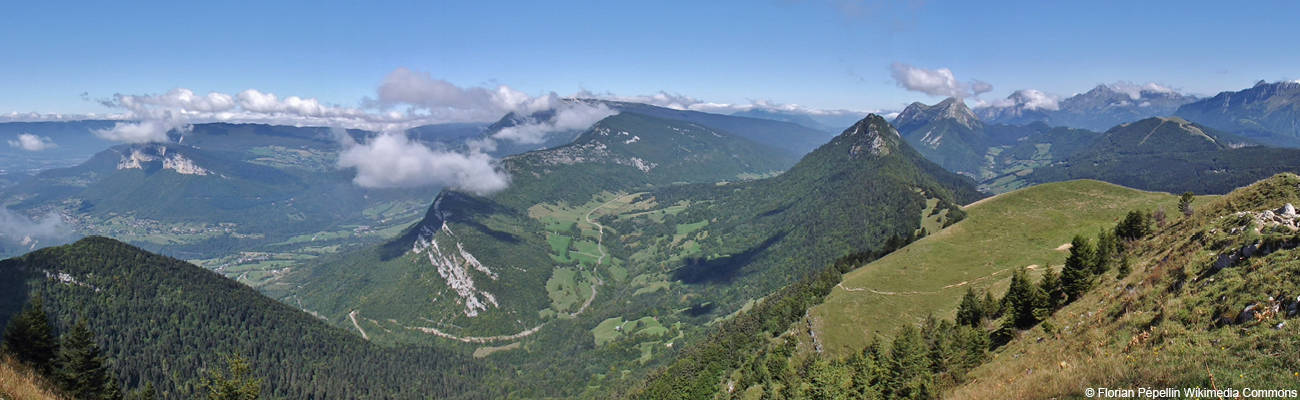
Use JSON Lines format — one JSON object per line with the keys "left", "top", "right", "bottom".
{"left": 3, "top": 0, "right": 1298, "bottom": 116}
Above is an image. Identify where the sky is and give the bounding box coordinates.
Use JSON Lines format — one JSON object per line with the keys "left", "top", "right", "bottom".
{"left": 2, "top": 0, "right": 1299, "bottom": 119}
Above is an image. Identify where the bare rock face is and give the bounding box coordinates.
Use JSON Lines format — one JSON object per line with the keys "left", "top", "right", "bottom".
{"left": 1280, "top": 203, "right": 1296, "bottom": 218}
{"left": 116, "top": 144, "right": 211, "bottom": 176}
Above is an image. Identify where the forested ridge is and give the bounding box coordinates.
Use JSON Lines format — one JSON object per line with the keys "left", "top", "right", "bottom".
{"left": 0, "top": 237, "right": 501, "bottom": 399}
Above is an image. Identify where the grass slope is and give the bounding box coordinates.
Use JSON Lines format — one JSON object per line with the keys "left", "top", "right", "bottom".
{"left": 947, "top": 173, "right": 1300, "bottom": 399}
{"left": 0, "top": 354, "right": 63, "bottom": 400}
{"left": 811, "top": 180, "right": 1193, "bottom": 356}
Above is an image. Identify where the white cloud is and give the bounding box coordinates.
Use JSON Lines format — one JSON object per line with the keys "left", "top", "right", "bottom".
{"left": 92, "top": 120, "right": 186, "bottom": 143}
{"left": 336, "top": 130, "right": 509, "bottom": 194}
{"left": 1104, "top": 81, "right": 1177, "bottom": 100}
{"left": 374, "top": 67, "right": 552, "bottom": 121}
{"left": 889, "top": 62, "right": 992, "bottom": 99}
{"left": 7, "top": 133, "right": 56, "bottom": 151}
{"left": 986, "top": 89, "right": 1060, "bottom": 111}
{"left": 0, "top": 208, "right": 74, "bottom": 250}
{"left": 491, "top": 102, "right": 618, "bottom": 145}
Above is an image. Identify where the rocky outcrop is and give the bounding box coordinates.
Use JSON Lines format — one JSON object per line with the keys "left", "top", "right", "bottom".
{"left": 116, "top": 145, "right": 211, "bottom": 176}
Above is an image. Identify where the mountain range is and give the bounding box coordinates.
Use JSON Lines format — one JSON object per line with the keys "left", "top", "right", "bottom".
{"left": 1174, "top": 80, "right": 1300, "bottom": 147}
{"left": 4, "top": 81, "right": 1300, "bottom": 399}
{"left": 977, "top": 84, "right": 1198, "bottom": 131}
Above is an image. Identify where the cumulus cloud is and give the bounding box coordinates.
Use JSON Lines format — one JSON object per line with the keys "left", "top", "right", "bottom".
{"left": 8, "top": 133, "right": 56, "bottom": 151}
{"left": 336, "top": 130, "right": 509, "bottom": 194}
{"left": 373, "top": 67, "right": 552, "bottom": 122}
{"left": 889, "top": 62, "right": 992, "bottom": 99}
{"left": 0, "top": 208, "right": 75, "bottom": 251}
{"left": 985, "top": 89, "right": 1061, "bottom": 111}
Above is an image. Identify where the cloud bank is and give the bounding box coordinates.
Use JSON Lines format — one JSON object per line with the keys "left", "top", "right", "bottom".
{"left": 7, "top": 133, "right": 57, "bottom": 151}
{"left": 889, "top": 62, "right": 993, "bottom": 99}
{"left": 1101, "top": 81, "right": 1178, "bottom": 100}
{"left": 0, "top": 208, "right": 75, "bottom": 251}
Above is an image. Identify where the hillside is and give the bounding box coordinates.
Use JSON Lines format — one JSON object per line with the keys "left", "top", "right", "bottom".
{"left": 1020, "top": 117, "right": 1300, "bottom": 194}
{"left": 809, "top": 180, "right": 1188, "bottom": 356}
{"left": 292, "top": 111, "right": 797, "bottom": 339}
{"left": 0, "top": 237, "right": 498, "bottom": 399}
{"left": 1175, "top": 80, "right": 1300, "bottom": 147}
{"left": 0, "top": 354, "right": 62, "bottom": 400}
{"left": 947, "top": 173, "right": 1300, "bottom": 399}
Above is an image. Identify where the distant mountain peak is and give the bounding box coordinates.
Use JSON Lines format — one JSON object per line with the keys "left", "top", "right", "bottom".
{"left": 894, "top": 97, "right": 980, "bottom": 132}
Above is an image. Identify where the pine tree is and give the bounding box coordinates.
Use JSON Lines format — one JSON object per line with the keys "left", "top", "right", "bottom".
{"left": 1002, "top": 268, "right": 1042, "bottom": 329}
{"left": 981, "top": 291, "right": 999, "bottom": 318}
{"left": 1115, "top": 210, "right": 1151, "bottom": 241}
{"left": 955, "top": 288, "right": 984, "bottom": 328}
{"left": 1037, "top": 266, "right": 1064, "bottom": 312}
{"left": 200, "top": 354, "right": 262, "bottom": 400}
{"left": 850, "top": 339, "right": 884, "bottom": 399}
{"left": 1093, "top": 230, "right": 1118, "bottom": 275}
{"left": 1, "top": 298, "right": 58, "bottom": 375}
{"left": 886, "top": 326, "right": 932, "bottom": 399}
{"left": 806, "top": 358, "right": 853, "bottom": 400}
{"left": 56, "top": 319, "right": 114, "bottom": 400}
{"left": 129, "top": 382, "right": 158, "bottom": 400}
{"left": 1060, "top": 235, "right": 1096, "bottom": 302}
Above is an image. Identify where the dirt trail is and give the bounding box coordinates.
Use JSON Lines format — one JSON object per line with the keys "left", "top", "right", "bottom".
{"left": 348, "top": 310, "right": 369, "bottom": 340}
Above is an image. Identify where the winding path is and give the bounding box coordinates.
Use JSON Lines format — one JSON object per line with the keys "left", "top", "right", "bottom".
{"left": 564, "top": 193, "right": 635, "bottom": 317}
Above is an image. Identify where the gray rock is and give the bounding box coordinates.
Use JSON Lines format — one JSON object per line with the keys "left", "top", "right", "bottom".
{"left": 1238, "top": 304, "right": 1259, "bottom": 324}
{"left": 1282, "top": 203, "right": 1297, "bottom": 217}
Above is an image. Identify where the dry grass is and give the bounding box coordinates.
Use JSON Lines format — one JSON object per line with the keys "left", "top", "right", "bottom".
{"left": 0, "top": 354, "right": 63, "bottom": 400}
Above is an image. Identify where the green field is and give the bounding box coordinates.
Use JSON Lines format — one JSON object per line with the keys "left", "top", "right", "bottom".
{"left": 545, "top": 267, "right": 593, "bottom": 314}
{"left": 591, "top": 316, "right": 669, "bottom": 346}
{"left": 810, "top": 180, "right": 1205, "bottom": 356}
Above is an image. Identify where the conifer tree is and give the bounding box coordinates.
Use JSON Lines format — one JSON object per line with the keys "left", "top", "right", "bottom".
{"left": 1037, "top": 266, "right": 1064, "bottom": 311}
{"left": 56, "top": 319, "right": 114, "bottom": 400}
{"left": 956, "top": 288, "right": 984, "bottom": 328}
{"left": 200, "top": 354, "right": 262, "bottom": 400}
{"left": 1002, "top": 268, "right": 1042, "bottom": 329}
{"left": 886, "top": 325, "right": 932, "bottom": 399}
{"left": 1093, "top": 230, "right": 1118, "bottom": 275}
{"left": 1060, "top": 235, "right": 1096, "bottom": 302}
{"left": 2, "top": 297, "right": 58, "bottom": 375}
